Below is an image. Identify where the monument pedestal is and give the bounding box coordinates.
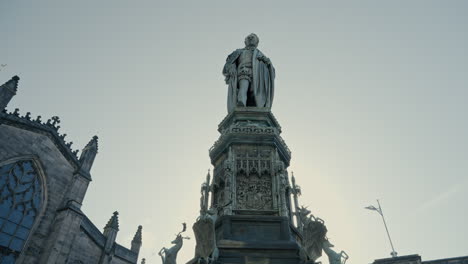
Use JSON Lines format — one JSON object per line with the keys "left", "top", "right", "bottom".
{"left": 194, "top": 108, "right": 307, "bottom": 264}
{"left": 215, "top": 215, "right": 303, "bottom": 264}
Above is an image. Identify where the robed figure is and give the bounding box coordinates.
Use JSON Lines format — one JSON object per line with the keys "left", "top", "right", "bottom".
{"left": 223, "top": 33, "right": 276, "bottom": 113}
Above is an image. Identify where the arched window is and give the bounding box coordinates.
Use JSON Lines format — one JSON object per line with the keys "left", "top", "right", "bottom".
{"left": 0, "top": 160, "right": 43, "bottom": 263}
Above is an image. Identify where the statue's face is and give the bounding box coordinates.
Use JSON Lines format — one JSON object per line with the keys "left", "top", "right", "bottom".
{"left": 244, "top": 33, "right": 259, "bottom": 48}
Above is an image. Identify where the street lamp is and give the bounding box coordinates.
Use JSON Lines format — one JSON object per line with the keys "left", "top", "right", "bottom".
{"left": 365, "top": 199, "right": 398, "bottom": 258}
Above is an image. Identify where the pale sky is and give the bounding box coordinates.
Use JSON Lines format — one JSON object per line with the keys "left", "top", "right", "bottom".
{"left": 1, "top": 1, "right": 468, "bottom": 263}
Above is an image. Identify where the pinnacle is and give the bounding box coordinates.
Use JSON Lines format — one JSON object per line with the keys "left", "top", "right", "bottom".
{"left": 84, "top": 135, "right": 99, "bottom": 152}
{"left": 105, "top": 211, "right": 119, "bottom": 231}
{"left": 132, "top": 225, "right": 142, "bottom": 243}
{"left": 2, "top": 75, "right": 20, "bottom": 92}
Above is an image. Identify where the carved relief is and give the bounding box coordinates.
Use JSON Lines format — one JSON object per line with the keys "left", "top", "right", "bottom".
{"left": 236, "top": 173, "right": 272, "bottom": 210}
{"left": 234, "top": 146, "right": 274, "bottom": 211}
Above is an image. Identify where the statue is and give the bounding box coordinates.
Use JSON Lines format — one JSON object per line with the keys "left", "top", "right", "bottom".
{"left": 199, "top": 171, "right": 211, "bottom": 215}
{"left": 223, "top": 33, "right": 276, "bottom": 113}
{"left": 159, "top": 223, "right": 190, "bottom": 264}
{"left": 193, "top": 173, "right": 233, "bottom": 264}
{"left": 193, "top": 208, "right": 218, "bottom": 264}
{"left": 296, "top": 206, "right": 328, "bottom": 261}
{"left": 323, "top": 239, "right": 349, "bottom": 264}
{"left": 193, "top": 174, "right": 218, "bottom": 263}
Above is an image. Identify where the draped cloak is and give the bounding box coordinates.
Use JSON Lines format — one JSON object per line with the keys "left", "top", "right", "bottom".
{"left": 223, "top": 48, "right": 276, "bottom": 113}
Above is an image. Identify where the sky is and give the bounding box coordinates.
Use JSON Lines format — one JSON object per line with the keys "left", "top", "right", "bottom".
{"left": 1, "top": 1, "right": 468, "bottom": 263}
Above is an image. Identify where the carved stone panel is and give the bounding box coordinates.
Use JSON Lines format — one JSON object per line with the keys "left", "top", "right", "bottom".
{"left": 236, "top": 173, "right": 273, "bottom": 210}
{"left": 233, "top": 145, "right": 275, "bottom": 211}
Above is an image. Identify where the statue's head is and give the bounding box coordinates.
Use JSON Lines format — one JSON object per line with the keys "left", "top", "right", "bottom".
{"left": 172, "top": 234, "right": 183, "bottom": 244}
{"left": 244, "top": 33, "right": 259, "bottom": 48}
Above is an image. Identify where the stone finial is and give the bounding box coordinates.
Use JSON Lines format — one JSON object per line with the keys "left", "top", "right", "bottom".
{"left": 2, "top": 75, "right": 19, "bottom": 92}
{"left": 79, "top": 135, "right": 99, "bottom": 173}
{"left": 0, "top": 76, "right": 20, "bottom": 110}
{"left": 131, "top": 225, "right": 143, "bottom": 254}
{"left": 103, "top": 211, "right": 119, "bottom": 254}
{"left": 104, "top": 211, "right": 120, "bottom": 231}
{"left": 141, "top": 258, "right": 146, "bottom": 264}
{"left": 132, "top": 225, "right": 142, "bottom": 244}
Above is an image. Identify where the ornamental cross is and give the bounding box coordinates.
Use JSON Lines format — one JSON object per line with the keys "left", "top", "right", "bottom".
{"left": 51, "top": 116, "right": 61, "bottom": 126}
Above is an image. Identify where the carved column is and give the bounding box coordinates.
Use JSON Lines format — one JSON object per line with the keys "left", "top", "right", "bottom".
{"left": 275, "top": 152, "right": 289, "bottom": 217}
{"left": 222, "top": 150, "right": 234, "bottom": 215}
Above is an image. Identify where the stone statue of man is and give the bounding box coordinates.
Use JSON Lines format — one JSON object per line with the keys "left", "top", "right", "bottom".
{"left": 223, "top": 34, "right": 276, "bottom": 113}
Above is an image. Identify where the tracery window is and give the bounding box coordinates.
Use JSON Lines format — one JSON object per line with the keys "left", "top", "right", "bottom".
{"left": 0, "top": 160, "right": 43, "bottom": 263}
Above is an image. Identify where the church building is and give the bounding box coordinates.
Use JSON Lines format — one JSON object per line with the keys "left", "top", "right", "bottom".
{"left": 0, "top": 76, "right": 143, "bottom": 264}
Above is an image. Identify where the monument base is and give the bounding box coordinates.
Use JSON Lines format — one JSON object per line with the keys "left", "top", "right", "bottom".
{"left": 215, "top": 215, "right": 305, "bottom": 264}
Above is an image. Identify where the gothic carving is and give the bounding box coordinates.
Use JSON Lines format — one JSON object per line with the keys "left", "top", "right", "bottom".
{"left": 234, "top": 147, "right": 274, "bottom": 211}
{"left": 209, "top": 122, "right": 290, "bottom": 158}
{"left": 236, "top": 173, "right": 273, "bottom": 210}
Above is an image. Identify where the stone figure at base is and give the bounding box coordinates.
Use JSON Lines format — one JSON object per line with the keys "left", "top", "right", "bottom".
{"left": 193, "top": 208, "right": 218, "bottom": 264}
{"left": 323, "top": 240, "right": 349, "bottom": 264}
{"left": 159, "top": 224, "right": 190, "bottom": 264}
{"left": 296, "top": 206, "right": 328, "bottom": 261}
{"left": 223, "top": 33, "right": 276, "bottom": 113}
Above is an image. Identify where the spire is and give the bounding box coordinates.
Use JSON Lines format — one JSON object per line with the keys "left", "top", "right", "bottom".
{"left": 3, "top": 75, "right": 19, "bottom": 92}
{"left": 104, "top": 211, "right": 119, "bottom": 231}
{"left": 131, "top": 225, "right": 143, "bottom": 255}
{"left": 132, "top": 225, "right": 142, "bottom": 244}
{"left": 0, "top": 75, "right": 20, "bottom": 109}
{"left": 101, "top": 211, "right": 119, "bottom": 259}
{"left": 79, "top": 135, "right": 99, "bottom": 173}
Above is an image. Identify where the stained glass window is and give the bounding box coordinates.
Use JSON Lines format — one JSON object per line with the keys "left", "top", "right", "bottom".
{"left": 0, "top": 160, "right": 43, "bottom": 263}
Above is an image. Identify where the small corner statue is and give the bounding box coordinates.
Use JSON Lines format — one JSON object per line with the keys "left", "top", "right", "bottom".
{"left": 158, "top": 223, "right": 190, "bottom": 264}
{"left": 223, "top": 33, "right": 276, "bottom": 113}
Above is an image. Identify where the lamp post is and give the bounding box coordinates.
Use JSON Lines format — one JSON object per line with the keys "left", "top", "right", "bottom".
{"left": 365, "top": 199, "right": 398, "bottom": 258}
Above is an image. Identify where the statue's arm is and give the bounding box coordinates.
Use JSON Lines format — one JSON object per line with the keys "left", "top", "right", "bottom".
{"left": 222, "top": 49, "right": 241, "bottom": 81}
{"left": 256, "top": 50, "right": 272, "bottom": 66}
